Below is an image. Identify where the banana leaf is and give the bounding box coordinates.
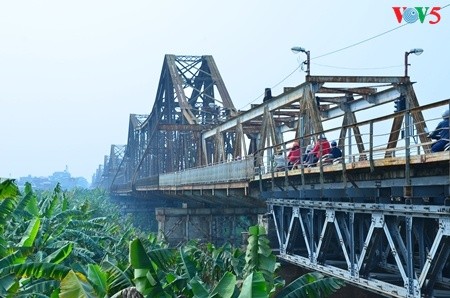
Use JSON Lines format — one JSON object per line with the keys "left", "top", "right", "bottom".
{"left": 59, "top": 270, "right": 96, "bottom": 298}
{"left": 238, "top": 271, "right": 267, "bottom": 298}
{"left": 275, "top": 272, "right": 345, "bottom": 298}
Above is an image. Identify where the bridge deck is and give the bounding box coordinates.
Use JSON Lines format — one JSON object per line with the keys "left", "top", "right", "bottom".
{"left": 259, "top": 151, "right": 449, "bottom": 178}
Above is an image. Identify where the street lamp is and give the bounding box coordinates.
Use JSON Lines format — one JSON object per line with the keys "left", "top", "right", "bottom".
{"left": 404, "top": 48, "right": 423, "bottom": 77}
{"left": 291, "top": 46, "right": 310, "bottom": 76}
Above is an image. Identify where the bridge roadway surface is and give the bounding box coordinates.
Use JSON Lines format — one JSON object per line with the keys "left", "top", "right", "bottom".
{"left": 98, "top": 55, "right": 450, "bottom": 297}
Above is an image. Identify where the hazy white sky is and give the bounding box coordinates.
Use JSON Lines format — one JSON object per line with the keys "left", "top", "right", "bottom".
{"left": 1, "top": 0, "right": 449, "bottom": 182}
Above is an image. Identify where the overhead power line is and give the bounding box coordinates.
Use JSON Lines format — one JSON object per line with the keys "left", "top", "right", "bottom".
{"left": 311, "top": 62, "right": 403, "bottom": 71}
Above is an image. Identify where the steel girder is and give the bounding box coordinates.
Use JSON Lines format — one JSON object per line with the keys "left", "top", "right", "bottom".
{"left": 201, "top": 75, "right": 429, "bottom": 168}
{"left": 110, "top": 114, "right": 148, "bottom": 188}
{"left": 268, "top": 199, "right": 450, "bottom": 298}
{"left": 110, "top": 55, "right": 237, "bottom": 189}
{"left": 106, "top": 144, "right": 126, "bottom": 187}
{"left": 91, "top": 145, "right": 126, "bottom": 189}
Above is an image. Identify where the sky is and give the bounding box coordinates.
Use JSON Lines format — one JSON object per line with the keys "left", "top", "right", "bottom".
{"left": 1, "top": 0, "right": 449, "bottom": 183}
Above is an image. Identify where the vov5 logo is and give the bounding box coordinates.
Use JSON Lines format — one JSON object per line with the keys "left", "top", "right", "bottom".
{"left": 393, "top": 6, "right": 441, "bottom": 24}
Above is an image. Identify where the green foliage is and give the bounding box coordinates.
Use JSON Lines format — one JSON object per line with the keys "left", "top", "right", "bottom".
{"left": 18, "top": 217, "right": 41, "bottom": 247}
{"left": 102, "top": 258, "right": 134, "bottom": 296}
{"left": 87, "top": 264, "right": 108, "bottom": 297}
{"left": 59, "top": 270, "right": 96, "bottom": 298}
{"left": 243, "top": 225, "right": 283, "bottom": 295}
{"left": 0, "top": 180, "right": 345, "bottom": 298}
{"left": 0, "top": 180, "right": 140, "bottom": 297}
{"left": 239, "top": 272, "right": 268, "bottom": 298}
{"left": 275, "top": 272, "right": 345, "bottom": 298}
{"left": 0, "top": 179, "right": 20, "bottom": 232}
{"left": 0, "top": 262, "right": 71, "bottom": 280}
{"left": 125, "top": 224, "right": 346, "bottom": 298}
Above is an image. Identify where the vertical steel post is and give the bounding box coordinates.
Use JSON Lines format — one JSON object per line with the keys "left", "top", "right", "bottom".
{"left": 300, "top": 117, "right": 306, "bottom": 187}
{"left": 406, "top": 216, "right": 414, "bottom": 296}
{"left": 309, "top": 209, "right": 315, "bottom": 263}
{"left": 347, "top": 127, "right": 352, "bottom": 163}
{"left": 405, "top": 99, "right": 412, "bottom": 198}
{"left": 369, "top": 121, "right": 374, "bottom": 172}
{"left": 280, "top": 206, "right": 285, "bottom": 250}
{"left": 349, "top": 212, "right": 355, "bottom": 277}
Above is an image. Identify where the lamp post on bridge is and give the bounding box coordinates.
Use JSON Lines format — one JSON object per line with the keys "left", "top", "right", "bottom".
{"left": 403, "top": 48, "right": 423, "bottom": 201}
{"left": 404, "top": 48, "right": 423, "bottom": 77}
{"left": 291, "top": 46, "right": 310, "bottom": 77}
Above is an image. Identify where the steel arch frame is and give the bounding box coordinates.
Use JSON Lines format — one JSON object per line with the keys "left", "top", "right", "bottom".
{"left": 111, "top": 55, "right": 237, "bottom": 190}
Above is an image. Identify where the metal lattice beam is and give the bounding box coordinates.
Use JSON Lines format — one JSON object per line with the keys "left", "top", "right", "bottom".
{"left": 268, "top": 200, "right": 450, "bottom": 298}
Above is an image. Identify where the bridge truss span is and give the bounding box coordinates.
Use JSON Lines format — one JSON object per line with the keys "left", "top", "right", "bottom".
{"left": 94, "top": 53, "right": 450, "bottom": 296}
{"left": 268, "top": 199, "right": 450, "bottom": 297}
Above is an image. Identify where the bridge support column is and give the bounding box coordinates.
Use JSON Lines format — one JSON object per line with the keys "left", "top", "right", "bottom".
{"left": 110, "top": 195, "right": 177, "bottom": 232}
{"left": 156, "top": 207, "right": 266, "bottom": 246}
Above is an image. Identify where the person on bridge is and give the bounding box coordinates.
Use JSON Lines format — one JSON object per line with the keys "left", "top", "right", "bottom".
{"left": 305, "top": 135, "right": 331, "bottom": 166}
{"left": 321, "top": 140, "right": 342, "bottom": 165}
{"left": 302, "top": 144, "right": 313, "bottom": 163}
{"left": 287, "top": 141, "right": 301, "bottom": 169}
{"left": 273, "top": 147, "right": 287, "bottom": 171}
{"left": 429, "top": 109, "right": 449, "bottom": 152}
{"left": 330, "top": 141, "right": 342, "bottom": 158}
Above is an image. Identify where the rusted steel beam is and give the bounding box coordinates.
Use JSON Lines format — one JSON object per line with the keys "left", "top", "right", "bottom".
{"left": 242, "top": 127, "right": 265, "bottom": 134}
{"left": 157, "top": 124, "right": 209, "bottom": 131}
{"left": 204, "top": 55, "right": 237, "bottom": 116}
{"left": 323, "top": 86, "right": 403, "bottom": 119}
{"left": 130, "top": 114, "right": 149, "bottom": 128}
{"left": 405, "top": 84, "right": 431, "bottom": 153}
{"left": 272, "top": 110, "right": 302, "bottom": 116}
{"left": 385, "top": 114, "right": 404, "bottom": 158}
{"left": 166, "top": 55, "right": 199, "bottom": 125}
{"left": 307, "top": 75, "right": 409, "bottom": 84}
{"left": 121, "top": 54, "right": 238, "bottom": 183}
{"left": 202, "top": 82, "right": 314, "bottom": 139}
{"left": 317, "top": 96, "right": 351, "bottom": 104}
{"left": 318, "top": 86, "right": 377, "bottom": 95}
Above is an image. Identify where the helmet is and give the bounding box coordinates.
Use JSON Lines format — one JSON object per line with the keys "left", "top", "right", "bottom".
{"left": 331, "top": 141, "right": 337, "bottom": 147}
{"left": 443, "top": 109, "right": 449, "bottom": 119}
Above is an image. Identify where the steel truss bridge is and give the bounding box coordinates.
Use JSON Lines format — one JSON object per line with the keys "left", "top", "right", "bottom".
{"left": 93, "top": 54, "right": 450, "bottom": 298}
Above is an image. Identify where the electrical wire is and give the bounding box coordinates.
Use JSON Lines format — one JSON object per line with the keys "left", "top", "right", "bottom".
{"left": 311, "top": 24, "right": 408, "bottom": 61}
{"left": 312, "top": 3, "right": 449, "bottom": 61}
{"left": 311, "top": 62, "right": 404, "bottom": 71}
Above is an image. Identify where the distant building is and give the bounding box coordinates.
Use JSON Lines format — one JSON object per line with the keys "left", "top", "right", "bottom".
{"left": 17, "top": 169, "right": 89, "bottom": 190}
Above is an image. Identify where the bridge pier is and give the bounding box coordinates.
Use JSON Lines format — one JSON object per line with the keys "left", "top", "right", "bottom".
{"left": 109, "top": 195, "right": 180, "bottom": 231}
{"left": 155, "top": 207, "right": 266, "bottom": 246}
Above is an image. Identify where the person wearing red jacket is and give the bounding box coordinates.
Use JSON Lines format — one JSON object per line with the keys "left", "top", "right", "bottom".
{"left": 287, "top": 141, "right": 301, "bottom": 169}
{"left": 306, "top": 135, "right": 331, "bottom": 166}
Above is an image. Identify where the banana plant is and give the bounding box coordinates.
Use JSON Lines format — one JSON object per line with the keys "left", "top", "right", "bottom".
{"left": 1, "top": 180, "right": 345, "bottom": 298}
{"left": 0, "top": 180, "right": 138, "bottom": 297}
{"left": 242, "top": 225, "right": 284, "bottom": 296}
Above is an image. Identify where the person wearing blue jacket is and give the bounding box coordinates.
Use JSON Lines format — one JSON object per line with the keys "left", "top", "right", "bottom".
{"left": 429, "top": 109, "right": 449, "bottom": 152}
